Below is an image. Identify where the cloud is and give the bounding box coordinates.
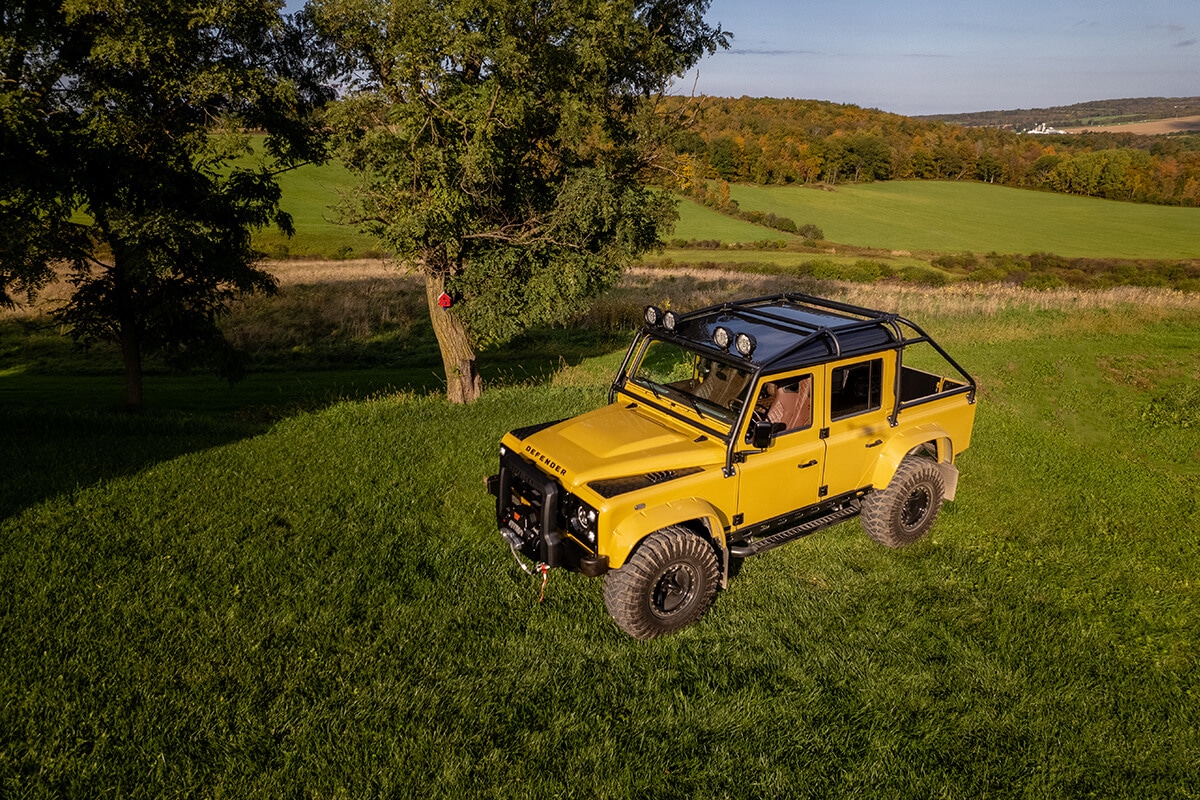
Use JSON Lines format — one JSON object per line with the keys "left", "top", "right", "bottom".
{"left": 1175, "top": 38, "right": 1198, "bottom": 48}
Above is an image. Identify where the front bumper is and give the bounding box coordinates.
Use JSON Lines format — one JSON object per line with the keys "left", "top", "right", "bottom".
{"left": 487, "top": 454, "right": 609, "bottom": 577}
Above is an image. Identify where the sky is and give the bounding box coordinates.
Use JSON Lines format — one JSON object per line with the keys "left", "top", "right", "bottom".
{"left": 287, "top": 0, "right": 1200, "bottom": 117}
{"left": 680, "top": 0, "right": 1200, "bottom": 115}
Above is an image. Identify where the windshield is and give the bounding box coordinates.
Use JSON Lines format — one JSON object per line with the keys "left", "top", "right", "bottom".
{"left": 627, "top": 338, "right": 754, "bottom": 426}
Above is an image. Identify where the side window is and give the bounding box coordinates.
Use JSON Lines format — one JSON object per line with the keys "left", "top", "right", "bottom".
{"left": 829, "top": 359, "right": 883, "bottom": 420}
{"left": 752, "top": 374, "right": 813, "bottom": 434}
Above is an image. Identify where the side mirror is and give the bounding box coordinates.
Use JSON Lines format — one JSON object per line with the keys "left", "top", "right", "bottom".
{"left": 749, "top": 419, "right": 775, "bottom": 449}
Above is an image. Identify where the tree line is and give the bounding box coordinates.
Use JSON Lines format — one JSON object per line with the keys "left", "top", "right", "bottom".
{"left": 665, "top": 97, "right": 1200, "bottom": 206}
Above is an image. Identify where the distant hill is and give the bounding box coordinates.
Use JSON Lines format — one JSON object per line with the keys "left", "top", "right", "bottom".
{"left": 668, "top": 96, "right": 1200, "bottom": 207}
{"left": 915, "top": 97, "right": 1200, "bottom": 131}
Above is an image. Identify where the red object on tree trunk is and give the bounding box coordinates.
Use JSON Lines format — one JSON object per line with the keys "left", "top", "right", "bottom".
{"left": 437, "top": 291, "right": 453, "bottom": 309}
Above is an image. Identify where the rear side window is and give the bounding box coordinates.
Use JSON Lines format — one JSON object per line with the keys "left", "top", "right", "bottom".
{"left": 830, "top": 359, "right": 883, "bottom": 420}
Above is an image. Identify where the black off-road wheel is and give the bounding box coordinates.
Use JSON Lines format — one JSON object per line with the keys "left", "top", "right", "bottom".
{"left": 603, "top": 526, "right": 720, "bottom": 641}
{"left": 861, "top": 456, "right": 946, "bottom": 548}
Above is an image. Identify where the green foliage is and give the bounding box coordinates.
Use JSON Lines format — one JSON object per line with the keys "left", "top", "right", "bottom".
{"left": 312, "top": 0, "right": 729, "bottom": 351}
{"left": 662, "top": 95, "right": 1200, "bottom": 206}
{"left": 800, "top": 259, "right": 894, "bottom": 283}
{"left": 0, "top": 0, "right": 330, "bottom": 409}
{"left": 1141, "top": 383, "right": 1200, "bottom": 429}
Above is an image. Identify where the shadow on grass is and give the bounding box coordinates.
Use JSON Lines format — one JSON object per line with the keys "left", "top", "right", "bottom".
{"left": 0, "top": 321, "right": 628, "bottom": 521}
{"left": 1, "top": 262, "right": 647, "bottom": 521}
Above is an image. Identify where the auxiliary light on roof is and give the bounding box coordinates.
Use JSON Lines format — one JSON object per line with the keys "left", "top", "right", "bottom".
{"left": 734, "top": 331, "right": 756, "bottom": 357}
{"left": 644, "top": 305, "right": 680, "bottom": 333}
{"left": 711, "top": 325, "right": 755, "bottom": 358}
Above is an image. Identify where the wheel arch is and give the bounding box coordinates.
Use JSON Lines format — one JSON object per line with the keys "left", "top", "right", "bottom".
{"left": 872, "top": 429, "right": 960, "bottom": 501}
{"left": 607, "top": 499, "right": 728, "bottom": 571}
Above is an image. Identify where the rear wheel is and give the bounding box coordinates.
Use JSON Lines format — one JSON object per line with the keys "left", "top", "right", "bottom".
{"left": 861, "top": 456, "right": 945, "bottom": 547}
{"left": 603, "top": 526, "right": 719, "bottom": 640}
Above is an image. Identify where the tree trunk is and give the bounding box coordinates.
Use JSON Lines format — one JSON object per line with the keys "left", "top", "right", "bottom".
{"left": 119, "top": 314, "right": 144, "bottom": 414}
{"left": 111, "top": 251, "right": 145, "bottom": 414}
{"left": 424, "top": 272, "right": 481, "bottom": 404}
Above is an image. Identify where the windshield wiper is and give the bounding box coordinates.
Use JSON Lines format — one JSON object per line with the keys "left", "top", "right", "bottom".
{"left": 633, "top": 377, "right": 663, "bottom": 400}
{"left": 674, "top": 391, "right": 707, "bottom": 420}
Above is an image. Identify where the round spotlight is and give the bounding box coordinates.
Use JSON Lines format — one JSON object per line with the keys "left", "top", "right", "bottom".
{"left": 644, "top": 305, "right": 662, "bottom": 327}
{"left": 663, "top": 310, "right": 679, "bottom": 332}
{"left": 712, "top": 326, "right": 731, "bottom": 350}
{"left": 734, "top": 331, "right": 757, "bottom": 357}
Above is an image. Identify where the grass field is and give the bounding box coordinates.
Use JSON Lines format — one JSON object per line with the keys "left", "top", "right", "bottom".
{"left": 250, "top": 157, "right": 1200, "bottom": 267}
{"left": 726, "top": 181, "right": 1200, "bottom": 259}
{"left": 252, "top": 160, "right": 383, "bottom": 260}
{"left": 4, "top": 272, "right": 1200, "bottom": 797}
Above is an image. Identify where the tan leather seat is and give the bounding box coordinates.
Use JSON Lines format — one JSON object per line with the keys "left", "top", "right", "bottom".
{"left": 767, "top": 377, "right": 812, "bottom": 431}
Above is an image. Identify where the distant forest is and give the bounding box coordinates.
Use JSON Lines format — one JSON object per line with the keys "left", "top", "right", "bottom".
{"left": 666, "top": 96, "right": 1200, "bottom": 207}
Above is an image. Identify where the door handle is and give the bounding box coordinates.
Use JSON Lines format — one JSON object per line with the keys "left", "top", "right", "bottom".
{"left": 865, "top": 439, "right": 883, "bottom": 448}
{"left": 797, "top": 459, "right": 818, "bottom": 468}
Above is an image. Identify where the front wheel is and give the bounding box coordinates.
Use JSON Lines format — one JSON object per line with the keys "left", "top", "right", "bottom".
{"left": 603, "top": 526, "right": 720, "bottom": 640}
{"left": 861, "top": 456, "right": 945, "bottom": 547}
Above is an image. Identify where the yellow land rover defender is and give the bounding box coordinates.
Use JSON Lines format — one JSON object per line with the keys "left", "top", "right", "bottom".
{"left": 488, "top": 293, "right": 977, "bottom": 639}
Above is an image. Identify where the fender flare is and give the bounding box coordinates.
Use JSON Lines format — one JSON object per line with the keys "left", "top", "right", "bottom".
{"left": 871, "top": 426, "right": 959, "bottom": 501}
{"left": 606, "top": 498, "right": 729, "bottom": 569}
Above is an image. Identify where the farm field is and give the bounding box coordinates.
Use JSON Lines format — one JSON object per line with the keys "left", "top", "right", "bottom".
{"left": 727, "top": 181, "right": 1200, "bottom": 259}
{"left": 252, "top": 159, "right": 1200, "bottom": 263}
{"left": 3, "top": 271, "right": 1200, "bottom": 797}
{"left": 252, "top": 159, "right": 381, "bottom": 260}
{"left": 1063, "top": 115, "right": 1200, "bottom": 135}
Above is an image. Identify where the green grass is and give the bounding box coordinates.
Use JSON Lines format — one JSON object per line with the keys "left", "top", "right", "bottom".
{"left": 257, "top": 161, "right": 382, "bottom": 260}
{"left": 241, "top": 144, "right": 1200, "bottom": 262}
{"left": 233, "top": 142, "right": 380, "bottom": 260}
{"left": 3, "top": 288, "right": 1199, "bottom": 797}
{"left": 671, "top": 195, "right": 791, "bottom": 243}
{"left": 728, "top": 181, "right": 1200, "bottom": 259}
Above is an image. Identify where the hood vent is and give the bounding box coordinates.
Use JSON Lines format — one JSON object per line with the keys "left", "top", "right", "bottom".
{"left": 589, "top": 466, "right": 703, "bottom": 499}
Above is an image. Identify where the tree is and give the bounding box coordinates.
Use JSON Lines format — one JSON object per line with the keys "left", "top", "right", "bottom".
{"left": 0, "top": 0, "right": 331, "bottom": 412}
{"left": 310, "top": 0, "right": 729, "bottom": 404}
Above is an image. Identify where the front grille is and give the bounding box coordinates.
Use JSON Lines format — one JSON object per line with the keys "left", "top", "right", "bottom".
{"left": 496, "top": 449, "right": 562, "bottom": 564}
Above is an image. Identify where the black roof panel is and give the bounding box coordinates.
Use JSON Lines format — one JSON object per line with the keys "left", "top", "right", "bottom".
{"left": 662, "top": 293, "right": 902, "bottom": 372}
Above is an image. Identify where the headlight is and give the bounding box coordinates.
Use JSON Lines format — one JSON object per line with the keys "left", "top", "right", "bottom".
{"left": 575, "top": 503, "right": 596, "bottom": 531}
{"left": 713, "top": 325, "right": 731, "bottom": 350}
{"left": 565, "top": 495, "right": 599, "bottom": 545}
{"left": 644, "top": 305, "right": 662, "bottom": 326}
{"left": 663, "top": 310, "right": 679, "bottom": 332}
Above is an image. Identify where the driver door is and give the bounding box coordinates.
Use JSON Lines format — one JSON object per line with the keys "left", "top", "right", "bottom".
{"left": 733, "top": 372, "right": 825, "bottom": 528}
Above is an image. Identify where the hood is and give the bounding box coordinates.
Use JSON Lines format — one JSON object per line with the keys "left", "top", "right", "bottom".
{"left": 514, "top": 401, "right": 724, "bottom": 489}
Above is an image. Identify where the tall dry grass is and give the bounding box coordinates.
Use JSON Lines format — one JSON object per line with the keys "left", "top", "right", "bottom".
{"left": 222, "top": 259, "right": 425, "bottom": 355}
{"left": 582, "top": 265, "right": 1200, "bottom": 329}
{"left": 8, "top": 259, "right": 1197, "bottom": 363}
